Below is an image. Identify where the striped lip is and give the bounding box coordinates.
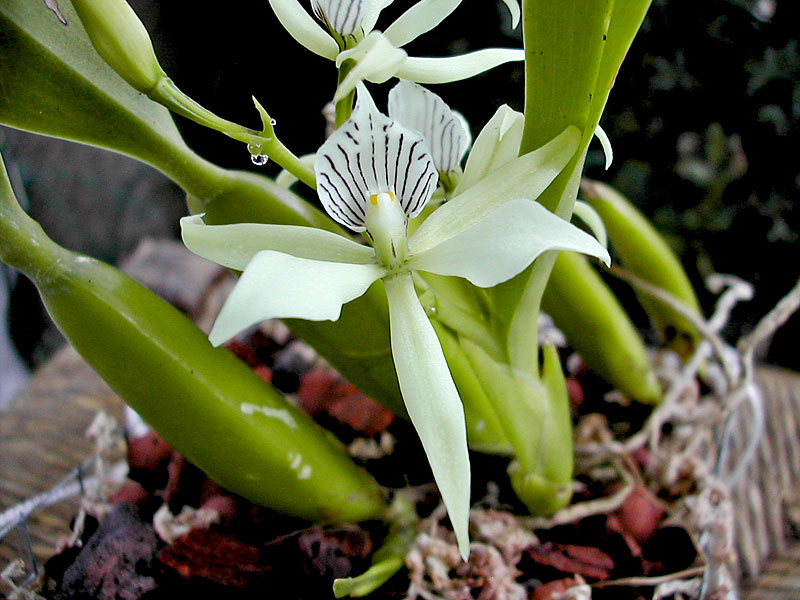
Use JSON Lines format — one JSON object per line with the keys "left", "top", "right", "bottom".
{"left": 315, "top": 83, "right": 438, "bottom": 232}
{"left": 311, "top": 0, "right": 367, "bottom": 37}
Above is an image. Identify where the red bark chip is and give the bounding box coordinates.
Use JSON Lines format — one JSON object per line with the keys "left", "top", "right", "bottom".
{"left": 109, "top": 480, "right": 151, "bottom": 507}
{"left": 527, "top": 542, "right": 615, "bottom": 580}
{"left": 327, "top": 382, "right": 395, "bottom": 436}
{"left": 298, "top": 370, "right": 395, "bottom": 435}
{"left": 531, "top": 577, "right": 582, "bottom": 600}
{"left": 611, "top": 483, "right": 666, "bottom": 544}
{"left": 127, "top": 430, "right": 172, "bottom": 472}
{"left": 224, "top": 339, "right": 262, "bottom": 367}
{"left": 253, "top": 365, "right": 273, "bottom": 384}
{"left": 159, "top": 529, "right": 269, "bottom": 589}
{"left": 565, "top": 377, "right": 585, "bottom": 411}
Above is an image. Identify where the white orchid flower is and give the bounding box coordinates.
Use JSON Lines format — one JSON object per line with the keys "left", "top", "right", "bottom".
{"left": 181, "top": 84, "right": 609, "bottom": 560}
{"left": 268, "top": 0, "right": 524, "bottom": 100}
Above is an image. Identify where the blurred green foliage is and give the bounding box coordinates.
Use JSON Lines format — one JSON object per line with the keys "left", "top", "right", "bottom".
{"left": 587, "top": 0, "right": 799, "bottom": 369}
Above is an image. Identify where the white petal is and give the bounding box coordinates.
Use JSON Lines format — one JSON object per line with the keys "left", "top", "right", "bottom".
{"left": 500, "top": 0, "right": 521, "bottom": 28}
{"left": 409, "top": 198, "right": 611, "bottom": 287}
{"left": 388, "top": 81, "right": 471, "bottom": 173}
{"left": 180, "top": 214, "right": 374, "bottom": 269}
{"left": 383, "top": 0, "right": 462, "bottom": 48}
{"left": 311, "top": 0, "right": 367, "bottom": 36}
{"left": 396, "top": 48, "right": 524, "bottom": 84}
{"left": 383, "top": 273, "right": 471, "bottom": 560}
{"left": 409, "top": 127, "right": 581, "bottom": 255}
{"left": 334, "top": 32, "right": 408, "bottom": 100}
{"left": 315, "top": 83, "right": 438, "bottom": 231}
{"left": 594, "top": 123, "right": 613, "bottom": 170}
{"left": 455, "top": 104, "right": 523, "bottom": 195}
{"left": 209, "top": 251, "right": 384, "bottom": 345}
{"left": 361, "top": 0, "right": 394, "bottom": 32}
{"left": 572, "top": 200, "right": 608, "bottom": 250}
{"left": 267, "top": 0, "right": 339, "bottom": 59}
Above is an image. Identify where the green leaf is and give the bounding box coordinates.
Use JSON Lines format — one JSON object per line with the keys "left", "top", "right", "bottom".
{"left": 0, "top": 0, "right": 195, "bottom": 177}
{"left": 542, "top": 251, "right": 662, "bottom": 404}
{"left": 521, "top": 0, "right": 651, "bottom": 183}
{"left": 493, "top": 0, "right": 652, "bottom": 373}
{"left": 581, "top": 179, "right": 703, "bottom": 357}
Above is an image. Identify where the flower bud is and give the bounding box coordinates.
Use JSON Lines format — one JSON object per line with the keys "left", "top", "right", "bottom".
{"left": 72, "top": 0, "right": 166, "bottom": 93}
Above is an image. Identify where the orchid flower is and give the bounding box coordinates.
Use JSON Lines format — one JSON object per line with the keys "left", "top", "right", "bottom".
{"left": 268, "top": 0, "right": 524, "bottom": 100}
{"left": 181, "top": 84, "right": 609, "bottom": 560}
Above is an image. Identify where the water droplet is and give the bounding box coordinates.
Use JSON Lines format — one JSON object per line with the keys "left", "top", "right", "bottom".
{"left": 247, "top": 142, "right": 261, "bottom": 154}
{"left": 250, "top": 154, "right": 268, "bottom": 166}
{"left": 270, "top": 118, "right": 277, "bottom": 126}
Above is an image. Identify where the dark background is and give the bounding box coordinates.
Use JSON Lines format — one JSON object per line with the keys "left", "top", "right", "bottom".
{"left": 3, "top": 0, "right": 798, "bottom": 372}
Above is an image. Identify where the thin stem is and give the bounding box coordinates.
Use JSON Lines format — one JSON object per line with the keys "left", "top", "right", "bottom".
{"left": 335, "top": 59, "right": 357, "bottom": 127}
{"left": 149, "top": 78, "right": 316, "bottom": 189}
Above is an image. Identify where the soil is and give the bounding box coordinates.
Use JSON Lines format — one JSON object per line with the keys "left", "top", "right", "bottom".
{"left": 34, "top": 328, "right": 701, "bottom": 600}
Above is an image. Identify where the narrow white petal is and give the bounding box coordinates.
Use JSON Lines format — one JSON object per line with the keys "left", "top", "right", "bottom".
{"left": 362, "top": 0, "right": 394, "bottom": 32}
{"left": 383, "top": 273, "right": 471, "bottom": 560}
{"left": 500, "top": 0, "right": 521, "bottom": 28}
{"left": 180, "top": 214, "right": 374, "bottom": 270}
{"left": 267, "top": 0, "right": 338, "bottom": 59}
{"left": 388, "top": 81, "right": 471, "bottom": 173}
{"left": 455, "top": 104, "right": 523, "bottom": 195}
{"left": 209, "top": 251, "right": 384, "bottom": 345}
{"left": 396, "top": 48, "right": 524, "bottom": 84}
{"left": 594, "top": 123, "right": 613, "bottom": 170}
{"left": 334, "top": 32, "right": 408, "bottom": 100}
{"left": 572, "top": 200, "right": 608, "bottom": 250}
{"left": 316, "top": 83, "right": 438, "bottom": 230}
{"left": 383, "top": 0, "right": 462, "bottom": 48}
{"left": 311, "top": 0, "right": 367, "bottom": 36}
{"left": 409, "top": 127, "right": 581, "bottom": 255}
{"left": 409, "top": 198, "right": 610, "bottom": 287}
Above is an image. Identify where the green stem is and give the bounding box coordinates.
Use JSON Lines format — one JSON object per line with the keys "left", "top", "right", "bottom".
{"left": 150, "top": 77, "right": 316, "bottom": 189}
{"left": 335, "top": 59, "right": 357, "bottom": 127}
{"left": 333, "top": 493, "right": 419, "bottom": 598}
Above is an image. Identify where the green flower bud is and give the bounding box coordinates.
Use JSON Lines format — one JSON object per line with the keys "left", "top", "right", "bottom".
{"left": 72, "top": 0, "right": 166, "bottom": 93}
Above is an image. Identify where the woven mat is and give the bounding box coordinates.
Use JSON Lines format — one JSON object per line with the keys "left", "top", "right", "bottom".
{"left": 0, "top": 345, "right": 123, "bottom": 563}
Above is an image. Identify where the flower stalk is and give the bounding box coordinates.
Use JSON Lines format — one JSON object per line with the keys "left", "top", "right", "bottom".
{"left": 71, "top": 0, "right": 315, "bottom": 188}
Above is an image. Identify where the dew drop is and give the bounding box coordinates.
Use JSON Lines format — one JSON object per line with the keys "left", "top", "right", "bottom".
{"left": 270, "top": 118, "right": 277, "bottom": 126}
{"left": 247, "top": 142, "right": 268, "bottom": 166}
